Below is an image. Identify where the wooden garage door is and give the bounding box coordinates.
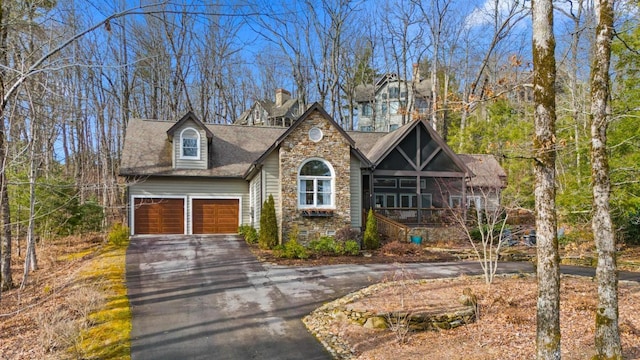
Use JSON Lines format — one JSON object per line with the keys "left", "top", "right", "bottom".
{"left": 192, "top": 199, "right": 239, "bottom": 234}
{"left": 134, "top": 198, "right": 184, "bottom": 234}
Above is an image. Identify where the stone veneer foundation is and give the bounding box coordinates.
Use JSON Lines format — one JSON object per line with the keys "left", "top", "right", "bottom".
{"left": 278, "top": 110, "right": 352, "bottom": 243}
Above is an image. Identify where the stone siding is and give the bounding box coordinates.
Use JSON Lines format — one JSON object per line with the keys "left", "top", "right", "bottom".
{"left": 278, "top": 110, "right": 352, "bottom": 243}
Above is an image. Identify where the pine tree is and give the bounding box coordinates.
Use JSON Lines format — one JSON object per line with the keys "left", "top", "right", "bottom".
{"left": 363, "top": 209, "right": 379, "bottom": 250}
{"left": 259, "top": 194, "right": 278, "bottom": 249}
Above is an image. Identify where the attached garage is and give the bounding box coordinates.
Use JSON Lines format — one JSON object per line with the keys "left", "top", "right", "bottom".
{"left": 134, "top": 198, "right": 185, "bottom": 234}
{"left": 192, "top": 199, "right": 239, "bottom": 234}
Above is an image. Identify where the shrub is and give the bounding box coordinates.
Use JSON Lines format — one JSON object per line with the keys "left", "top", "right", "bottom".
{"left": 238, "top": 225, "right": 258, "bottom": 244}
{"left": 107, "top": 223, "right": 129, "bottom": 246}
{"left": 309, "top": 236, "right": 337, "bottom": 255}
{"left": 259, "top": 194, "right": 278, "bottom": 249}
{"left": 343, "top": 240, "right": 360, "bottom": 256}
{"left": 335, "top": 226, "right": 360, "bottom": 242}
{"left": 381, "top": 241, "right": 422, "bottom": 256}
{"left": 363, "top": 209, "right": 380, "bottom": 250}
{"left": 274, "top": 239, "right": 309, "bottom": 259}
{"left": 308, "top": 236, "right": 360, "bottom": 256}
{"left": 288, "top": 224, "right": 300, "bottom": 243}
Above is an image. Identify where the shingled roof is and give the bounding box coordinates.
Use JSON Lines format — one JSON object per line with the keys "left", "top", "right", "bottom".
{"left": 120, "top": 118, "right": 286, "bottom": 177}
{"left": 120, "top": 111, "right": 504, "bottom": 188}
{"left": 459, "top": 154, "right": 507, "bottom": 189}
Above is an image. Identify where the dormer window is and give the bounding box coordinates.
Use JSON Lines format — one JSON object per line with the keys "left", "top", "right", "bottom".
{"left": 180, "top": 128, "right": 200, "bottom": 159}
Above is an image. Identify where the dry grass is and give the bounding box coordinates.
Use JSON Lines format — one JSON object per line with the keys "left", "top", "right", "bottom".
{"left": 0, "top": 234, "right": 131, "bottom": 360}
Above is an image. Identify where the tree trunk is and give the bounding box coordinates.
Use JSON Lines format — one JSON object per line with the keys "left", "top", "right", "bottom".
{"left": 590, "top": 0, "right": 622, "bottom": 358}
{"left": 532, "top": 0, "right": 560, "bottom": 358}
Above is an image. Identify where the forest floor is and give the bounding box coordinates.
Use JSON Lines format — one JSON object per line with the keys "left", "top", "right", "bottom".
{"left": 0, "top": 235, "right": 129, "bottom": 360}
{"left": 1, "top": 234, "right": 640, "bottom": 359}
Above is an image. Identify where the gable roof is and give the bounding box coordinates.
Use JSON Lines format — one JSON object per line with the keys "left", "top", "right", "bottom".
{"left": 120, "top": 107, "right": 500, "bottom": 183}
{"left": 459, "top": 154, "right": 507, "bottom": 188}
{"left": 120, "top": 118, "right": 285, "bottom": 177}
{"left": 245, "top": 103, "right": 371, "bottom": 178}
{"left": 166, "top": 111, "right": 213, "bottom": 139}
{"left": 362, "top": 119, "right": 471, "bottom": 175}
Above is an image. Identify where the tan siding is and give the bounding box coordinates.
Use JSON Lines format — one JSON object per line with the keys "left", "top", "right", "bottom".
{"left": 350, "top": 155, "right": 363, "bottom": 228}
{"left": 129, "top": 177, "right": 249, "bottom": 233}
{"left": 262, "top": 151, "right": 281, "bottom": 226}
{"left": 173, "top": 120, "right": 208, "bottom": 170}
{"left": 249, "top": 174, "right": 262, "bottom": 229}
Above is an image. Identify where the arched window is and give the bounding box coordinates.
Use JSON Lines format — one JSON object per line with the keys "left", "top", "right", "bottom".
{"left": 298, "top": 158, "right": 334, "bottom": 208}
{"left": 180, "top": 128, "right": 200, "bottom": 159}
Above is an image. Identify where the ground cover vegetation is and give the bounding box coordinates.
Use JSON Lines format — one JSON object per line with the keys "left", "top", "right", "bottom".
{"left": 0, "top": 225, "right": 131, "bottom": 359}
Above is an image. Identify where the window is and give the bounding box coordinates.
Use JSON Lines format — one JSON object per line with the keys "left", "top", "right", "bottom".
{"left": 421, "top": 193, "right": 433, "bottom": 208}
{"left": 373, "top": 178, "right": 397, "bottom": 188}
{"left": 467, "top": 196, "right": 483, "bottom": 209}
{"left": 399, "top": 178, "right": 416, "bottom": 189}
{"left": 390, "top": 101, "right": 399, "bottom": 115}
{"left": 400, "top": 194, "right": 417, "bottom": 208}
{"left": 399, "top": 178, "right": 426, "bottom": 189}
{"left": 180, "top": 128, "right": 200, "bottom": 159}
{"left": 450, "top": 195, "right": 463, "bottom": 208}
{"left": 360, "top": 125, "right": 373, "bottom": 132}
{"left": 375, "top": 193, "right": 396, "bottom": 208}
{"left": 362, "top": 104, "right": 373, "bottom": 116}
{"left": 298, "top": 159, "right": 334, "bottom": 208}
{"left": 389, "top": 87, "right": 400, "bottom": 98}
{"left": 390, "top": 124, "right": 399, "bottom": 131}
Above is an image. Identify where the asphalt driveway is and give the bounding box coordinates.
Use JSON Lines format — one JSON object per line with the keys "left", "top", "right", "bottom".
{"left": 127, "top": 235, "right": 638, "bottom": 359}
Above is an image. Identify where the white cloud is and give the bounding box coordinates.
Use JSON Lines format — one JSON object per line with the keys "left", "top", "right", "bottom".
{"left": 464, "top": 0, "right": 529, "bottom": 29}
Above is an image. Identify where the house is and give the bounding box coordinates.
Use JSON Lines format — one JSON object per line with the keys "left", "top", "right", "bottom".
{"left": 354, "top": 64, "right": 432, "bottom": 132}
{"left": 235, "top": 88, "right": 302, "bottom": 127}
{"left": 120, "top": 103, "right": 506, "bottom": 241}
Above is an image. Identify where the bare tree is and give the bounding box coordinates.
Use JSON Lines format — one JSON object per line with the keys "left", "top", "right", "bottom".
{"left": 449, "top": 187, "right": 509, "bottom": 285}
{"left": 457, "top": 0, "right": 528, "bottom": 149}
{"left": 532, "top": 0, "right": 561, "bottom": 358}
{"left": 590, "top": 0, "right": 622, "bottom": 357}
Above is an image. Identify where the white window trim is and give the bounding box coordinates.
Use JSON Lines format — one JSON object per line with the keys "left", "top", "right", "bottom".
{"left": 375, "top": 193, "right": 397, "bottom": 208}
{"left": 297, "top": 158, "right": 336, "bottom": 209}
{"left": 400, "top": 194, "right": 417, "bottom": 208}
{"left": 180, "top": 127, "right": 201, "bottom": 160}
{"left": 450, "top": 195, "right": 463, "bottom": 208}
{"left": 467, "top": 195, "right": 483, "bottom": 209}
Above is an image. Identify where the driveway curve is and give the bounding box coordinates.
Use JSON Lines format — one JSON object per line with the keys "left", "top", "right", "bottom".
{"left": 126, "top": 235, "right": 638, "bottom": 359}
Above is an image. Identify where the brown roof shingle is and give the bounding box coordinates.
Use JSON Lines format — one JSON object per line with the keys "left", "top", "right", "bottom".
{"left": 120, "top": 118, "right": 285, "bottom": 177}
{"left": 120, "top": 112, "right": 505, "bottom": 187}
{"left": 459, "top": 154, "right": 507, "bottom": 188}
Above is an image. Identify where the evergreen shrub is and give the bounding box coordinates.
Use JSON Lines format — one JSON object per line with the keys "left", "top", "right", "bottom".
{"left": 259, "top": 194, "right": 278, "bottom": 249}
{"left": 238, "top": 225, "right": 258, "bottom": 244}
{"left": 363, "top": 209, "right": 380, "bottom": 250}
{"left": 107, "top": 223, "right": 129, "bottom": 247}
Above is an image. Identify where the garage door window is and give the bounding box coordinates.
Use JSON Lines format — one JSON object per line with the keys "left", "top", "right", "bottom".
{"left": 180, "top": 128, "right": 200, "bottom": 159}
{"left": 298, "top": 158, "right": 334, "bottom": 208}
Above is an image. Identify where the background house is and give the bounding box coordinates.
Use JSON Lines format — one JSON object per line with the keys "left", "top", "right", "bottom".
{"left": 354, "top": 64, "right": 432, "bottom": 132}
{"left": 235, "top": 88, "right": 302, "bottom": 127}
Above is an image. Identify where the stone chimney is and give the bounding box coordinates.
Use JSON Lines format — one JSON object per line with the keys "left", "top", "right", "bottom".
{"left": 412, "top": 63, "right": 421, "bottom": 81}
{"left": 275, "top": 88, "right": 291, "bottom": 107}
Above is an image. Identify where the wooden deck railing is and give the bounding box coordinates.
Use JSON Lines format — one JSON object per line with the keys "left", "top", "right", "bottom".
{"left": 365, "top": 210, "right": 410, "bottom": 242}
{"left": 375, "top": 207, "right": 465, "bottom": 226}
